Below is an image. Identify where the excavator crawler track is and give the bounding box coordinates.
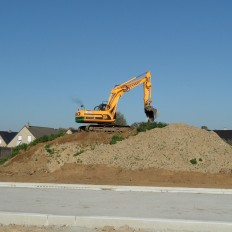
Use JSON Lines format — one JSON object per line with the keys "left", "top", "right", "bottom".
{"left": 78, "top": 124, "right": 131, "bottom": 133}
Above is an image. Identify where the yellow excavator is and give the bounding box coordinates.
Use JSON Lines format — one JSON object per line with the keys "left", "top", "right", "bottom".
{"left": 75, "top": 71, "right": 157, "bottom": 132}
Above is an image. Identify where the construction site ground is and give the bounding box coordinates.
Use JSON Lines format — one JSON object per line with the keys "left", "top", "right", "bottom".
{"left": 0, "top": 124, "right": 232, "bottom": 232}
{"left": 0, "top": 123, "right": 231, "bottom": 188}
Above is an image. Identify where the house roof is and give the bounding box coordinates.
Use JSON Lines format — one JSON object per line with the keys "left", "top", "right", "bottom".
{"left": 0, "top": 131, "right": 18, "bottom": 144}
{"left": 213, "top": 130, "right": 232, "bottom": 141}
{"left": 25, "top": 126, "right": 59, "bottom": 138}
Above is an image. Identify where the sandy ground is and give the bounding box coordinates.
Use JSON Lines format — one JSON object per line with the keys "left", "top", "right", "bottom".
{"left": 0, "top": 225, "right": 151, "bottom": 232}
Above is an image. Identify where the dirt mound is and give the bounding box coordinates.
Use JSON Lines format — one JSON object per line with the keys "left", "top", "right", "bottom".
{"left": 0, "top": 130, "right": 134, "bottom": 175}
{"left": 78, "top": 123, "right": 232, "bottom": 173}
{"left": 0, "top": 123, "right": 232, "bottom": 188}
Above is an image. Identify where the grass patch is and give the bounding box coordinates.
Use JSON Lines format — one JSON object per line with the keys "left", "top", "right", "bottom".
{"left": 110, "top": 135, "right": 124, "bottom": 145}
{"left": 45, "top": 144, "right": 54, "bottom": 155}
{"left": 74, "top": 149, "right": 85, "bottom": 156}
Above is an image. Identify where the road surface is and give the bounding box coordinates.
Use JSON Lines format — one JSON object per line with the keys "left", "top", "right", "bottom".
{"left": 0, "top": 183, "right": 231, "bottom": 231}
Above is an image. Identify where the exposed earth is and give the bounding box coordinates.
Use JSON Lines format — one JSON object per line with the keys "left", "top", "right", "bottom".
{"left": 0, "top": 123, "right": 231, "bottom": 188}
{"left": 0, "top": 225, "right": 151, "bottom": 232}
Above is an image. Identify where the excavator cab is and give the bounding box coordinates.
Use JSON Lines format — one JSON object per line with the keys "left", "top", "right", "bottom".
{"left": 94, "top": 103, "right": 107, "bottom": 111}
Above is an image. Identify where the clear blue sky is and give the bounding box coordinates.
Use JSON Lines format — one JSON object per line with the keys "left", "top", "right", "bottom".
{"left": 0, "top": 0, "right": 231, "bottom": 131}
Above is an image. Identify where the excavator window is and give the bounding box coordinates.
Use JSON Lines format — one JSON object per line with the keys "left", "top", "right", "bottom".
{"left": 94, "top": 103, "right": 107, "bottom": 111}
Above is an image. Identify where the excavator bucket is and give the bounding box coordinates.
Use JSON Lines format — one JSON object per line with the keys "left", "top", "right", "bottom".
{"left": 144, "top": 106, "right": 157, "bottom": 122}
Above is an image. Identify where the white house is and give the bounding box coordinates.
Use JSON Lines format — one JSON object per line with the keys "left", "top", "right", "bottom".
{"left": 7, "top": 124, "right": 59, "bottom": 147}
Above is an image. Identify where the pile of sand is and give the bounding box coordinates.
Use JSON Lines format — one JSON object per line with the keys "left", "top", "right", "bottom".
{"left": 76, "top": 123, "right": 232, "bottom": 173}
{"left": 2, "top": 123, "right": 232, "bottom": 175}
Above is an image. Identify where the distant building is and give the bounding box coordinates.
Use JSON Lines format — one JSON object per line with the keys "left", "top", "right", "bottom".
{"left": 7, "top": 124, "right": 59, "bottom": 147}
{"left": 66, "top": 128, "right": 79, "bottom": 134}
{"left": 0, "top": 130, "right": 18, "bottom": 147}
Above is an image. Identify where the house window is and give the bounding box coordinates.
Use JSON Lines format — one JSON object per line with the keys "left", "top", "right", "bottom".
{"left": 18, "top": 136, "right": 22, "bottom": 141}
{"left": 28, "top": 136, "right": 32, "bottom": 142}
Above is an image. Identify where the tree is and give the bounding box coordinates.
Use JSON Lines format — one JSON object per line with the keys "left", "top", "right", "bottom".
{"left": 201, "top": 126, "right": 209, "bottom": 130}
{"left": 115, "top": 111, "right": 127, "bottom": 126}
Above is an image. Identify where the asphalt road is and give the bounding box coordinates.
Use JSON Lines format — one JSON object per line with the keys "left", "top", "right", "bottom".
{"left": 0, "top": 185, "right": 231, "bottom": 223}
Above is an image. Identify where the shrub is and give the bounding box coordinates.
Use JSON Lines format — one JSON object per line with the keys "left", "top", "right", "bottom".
{"left": 29, "top": 131, "right": 65, "bottom": 147}
{"left": 0, "top": 158, "right": 8, "bottom": 165}
{"left": 132, "top": 121, "right": 168, "bottom": 133}
{"left": 11, "top": 143, "right": 28, "bottom": 157}
{"left": 190, "top": 158, "right": 197, "bottom": 165}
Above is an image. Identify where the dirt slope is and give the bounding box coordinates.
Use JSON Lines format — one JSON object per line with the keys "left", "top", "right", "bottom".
{"left": 0, "top": 123, "right": 231, "bottom": 188}
{"left": 79, "top": 123, "right": 232, "bottom": 173}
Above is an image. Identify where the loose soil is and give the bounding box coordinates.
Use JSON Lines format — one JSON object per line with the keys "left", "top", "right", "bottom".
{"left": 0, "top": 123, "right": 232, "bottom": 188}
{"left": 0, "top": 225, "right": 150, "bottom": 232}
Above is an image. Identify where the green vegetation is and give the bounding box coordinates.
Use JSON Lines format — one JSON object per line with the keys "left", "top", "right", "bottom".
{"left": 0, "top": 143, "right": 28, "bottom": 165}
{"left": 190, "top": 158, "right": 197, "bottom": 165}
{"left": 45, "top": 144, "right": 54, "bottom": 155}
{"left": 0, "top": 157, "right": 8, "bottom": 165}
{"left": 29, "top": 131, "right": 65, "bottom": 147}
{"left": 133, "top": 121, "right": 168, "bottom": 133}
{"left": 90, "top": 145, "right": 95, "bottom": 150}
{"left": 0, "top": 131, "right": 65, "bottom": 165}
{"left": 115, "top": 111, "right": 127, "bottom": 126}
{"left": 74, "top": 149, "right": 85, "bottom": 156}
{"left": 110, "top": 135, "right": 125, "bottom": 145}
{"left": 11, "top": 143, "right": 28, "bottom": 157}
{"left": 201, "top": 126, "right": 209, "bottom": 130}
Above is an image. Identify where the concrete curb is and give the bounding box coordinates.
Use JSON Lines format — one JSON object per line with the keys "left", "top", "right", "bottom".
{"left": 0, "top": 182, "right": 232, "bottom": 194}
{"left": 0, "top": 212, "right": 232, "bottom": 232}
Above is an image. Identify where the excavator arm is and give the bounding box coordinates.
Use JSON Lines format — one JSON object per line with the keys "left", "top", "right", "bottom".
{"left": 75, "top": 71, "right": 157, "bottom": 128}
{"left": 105, "top": 71, "right": 156, "bottom": 121}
